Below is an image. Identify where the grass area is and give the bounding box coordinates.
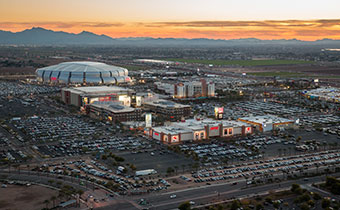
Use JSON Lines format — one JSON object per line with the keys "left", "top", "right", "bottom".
{"left": 166, "top": 58, "right": 314, "bottom": 66}
{"left": 247, "top": 72, "right": 305, "bottom": 77}
{"left": 248, "top": 71, "right": 340, "bottom": 78}
{"left": 116, "top": 64, "right": 146, "bottom": 71}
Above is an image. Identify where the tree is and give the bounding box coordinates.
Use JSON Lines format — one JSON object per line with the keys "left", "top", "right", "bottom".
{"left": 130, "top": 164, "right": 137, "bottom": 171}
{"left": 312, "top": 192, "right": 321, "bottom": 200}
{"left": 291, "top": 183, "right": 302, "bottom": 194}
{"left": 178, "top": 202, "right": 191, "bottom": 210}
{"left": 256, "top": 203, "right": 264, "bottom": 210}
{"left": 167, "top": 167, "right": 174, "bottom": 174}
{"left": 231, "top": 200, "right": 241, "bottom": 210}
{"left": 300, "top": 203, "right": 309, "bottom": 210}
{"left": 307, "top": 199, "right": 315, "bottom": 207}
{"left": 43, "top": 199, "right": 50, "bottom": 209}
{"left": 174, "top": 166, "right": 179, "bottom": 175}
{"left": 48, "top": 180, "right": 54, "bottom": 186}
{"left": 321, "top": 198, "right": 331, "bottom": 208}
{"left": 278, "top": 148, "right": 282, "bottom": 157}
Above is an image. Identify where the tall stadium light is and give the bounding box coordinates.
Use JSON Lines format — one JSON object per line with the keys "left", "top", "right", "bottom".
{"left": 145, "top": 113, "right": 152, "bottom": 128}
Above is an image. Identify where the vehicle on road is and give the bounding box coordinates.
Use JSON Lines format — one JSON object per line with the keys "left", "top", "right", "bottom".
{"left": 170, "top": 194, "right": 177, "bottom": 199}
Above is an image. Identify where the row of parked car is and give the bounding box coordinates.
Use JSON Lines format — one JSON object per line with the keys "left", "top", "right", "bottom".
{"left": 40, "top": 159, "right": 170, "bottom": 194}
{"left": 235, "top": 135, "right": 292, "bottom": 150}
{"left": 0, "top": 81, "right": 59, "bottom": 96}
{"left": 12, "top": 116, "right": 98, "bottom": 142}
{"left": 191, "top": 150, "right": 340, "bottom": 183}
{"left": 179, "top": 143, "right": 253, "bottom": 160}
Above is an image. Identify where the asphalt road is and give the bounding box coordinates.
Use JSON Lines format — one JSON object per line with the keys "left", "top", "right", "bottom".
{"left": 134, "top": 172, "right": 340, "bottom": 210}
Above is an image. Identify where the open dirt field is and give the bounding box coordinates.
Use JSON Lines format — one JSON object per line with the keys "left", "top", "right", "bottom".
{"left": 0, "top": 184, "right": 58, "bottom": 210}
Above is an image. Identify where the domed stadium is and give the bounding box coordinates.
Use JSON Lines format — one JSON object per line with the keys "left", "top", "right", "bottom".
{"left": 36, "top": 61, "right": 130, "bottom": 84}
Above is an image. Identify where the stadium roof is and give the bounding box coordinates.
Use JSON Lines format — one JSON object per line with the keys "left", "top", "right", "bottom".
{"left": 36, "top": 61, "right": 130, "bottom": 84}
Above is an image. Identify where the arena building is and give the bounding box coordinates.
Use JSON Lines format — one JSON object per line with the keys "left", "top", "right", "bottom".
{"left": 147, "top": 118, "right": 252, "bottom": 144}
{"left": 36, "top": 61, "right": 131, "bottom": 85}
{"left": 61, "top": 86, "right": 134, "bottom": 107}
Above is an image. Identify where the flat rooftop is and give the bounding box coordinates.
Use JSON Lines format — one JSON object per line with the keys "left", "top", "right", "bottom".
{"left": 144, "top": 99, "right": 190, "bottom": 108}
{"left": 304, "top": 87, "right": 340, "bottom": 100}
{"left": 90, "top": 102, "right": 135, "bottom": 113}
{"left": 170, "top": 118, "right": 250, "bottom": 131}
{"left": 153, "top": 126, "right": 192, "bottom": 135}
{"left": 63, "top": 86, "right": 133, "bottom": 95}
{"left": 239, "top": 115, "right": 294, "bottom": 125}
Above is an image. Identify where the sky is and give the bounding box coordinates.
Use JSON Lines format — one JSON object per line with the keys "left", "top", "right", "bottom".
{"left": 0, "top": 0, "right": 340, "bottom": 40}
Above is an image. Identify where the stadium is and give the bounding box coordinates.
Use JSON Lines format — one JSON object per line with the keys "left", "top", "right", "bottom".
{"left": 36, "top": 61, "right": 131, "bottom": 85}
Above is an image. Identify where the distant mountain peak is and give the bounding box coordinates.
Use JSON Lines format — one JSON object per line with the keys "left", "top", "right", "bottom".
{"left": 0, "top": 27, "right": 340, "bottom": 46}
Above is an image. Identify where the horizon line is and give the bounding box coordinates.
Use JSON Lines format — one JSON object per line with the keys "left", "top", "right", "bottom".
{"left": 1, "top": 27, "right": 338, "bottom": 42}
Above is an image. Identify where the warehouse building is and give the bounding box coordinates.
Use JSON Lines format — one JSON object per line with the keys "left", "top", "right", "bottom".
{"left": 148, "top": 118, "right": 252, "bottom": 144}
{"left": 61, "top": 86, "right": 134, "bottom": 107}
{"left": 143, "top": 99, "right": 191, "bottom": 121}
{"left": 238, "top": 115, "right": 294, "bottom": 132}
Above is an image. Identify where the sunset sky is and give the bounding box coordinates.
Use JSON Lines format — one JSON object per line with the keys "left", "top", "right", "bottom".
{"left": 1, "top": 0, "right": 340, "bottom": 40}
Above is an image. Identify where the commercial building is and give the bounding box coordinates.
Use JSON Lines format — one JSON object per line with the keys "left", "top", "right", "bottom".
{"left": 143, "top": 99, "right": 191, "bottom": 121}
{"left": 87, "top": 102, "right": 143, "bottom": 122}
{"left": 61, "top": 86, "right": 134, "bottom": 107}
{"left": 174, "top": 79, "right": 215, "bottom": 98}
{"left": 155, "top": 79, "right": 215, "bottom": 98}
{"left": 148, "top": 118, "right": 252, "bottom": 144}
{"left": 238, "top": 115, "right": 294, "bottom": 132}
{"left": 302, "top": 87, "right": 340, "bottom": 103}
{"left": 36, "top": 61, "right": 131, "bottom": 85}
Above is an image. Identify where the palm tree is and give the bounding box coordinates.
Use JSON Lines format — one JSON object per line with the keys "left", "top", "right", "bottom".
{"left": 174, "top": 166, "right": 178, "bottom": 175}
{"left": 43, "top": 199, "right": 50, "bottom": 209}
{"left": 283, "top": 148, "right": 287, "bottom": 156}
{"left": 51, "top": 196, "right": 57, "bottom": 208}
{"left": 48, "top": 180, "right": 54, "bottom": 186}
{"left": 322, "top": 142, "right": 327, "bottom": 151}
{"left": 278, "top": 148, "right": 282, "bottom": 157}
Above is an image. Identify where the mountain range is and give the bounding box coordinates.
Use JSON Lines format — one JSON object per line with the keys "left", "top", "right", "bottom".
{"left": 1, "top": 27, "right": 340, "bottom": 46}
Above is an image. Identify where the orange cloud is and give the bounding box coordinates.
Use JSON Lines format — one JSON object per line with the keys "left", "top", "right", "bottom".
{"left": 1, "top": 19, "right": 340, "bottom": 41}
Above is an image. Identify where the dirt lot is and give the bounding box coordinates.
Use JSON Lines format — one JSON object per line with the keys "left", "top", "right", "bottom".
{"left": 0, "top": 184, "right": 58, "bottom": 210}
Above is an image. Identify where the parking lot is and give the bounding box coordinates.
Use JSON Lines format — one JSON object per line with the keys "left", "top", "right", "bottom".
{"left": 11, "top": 116, "right": 100, "bottom": 142}
{"left": 0, "top": 80, "right": 59, "bottom": 96}
{"left": 191, "top": 150, "right": 340, "bottom": 184}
